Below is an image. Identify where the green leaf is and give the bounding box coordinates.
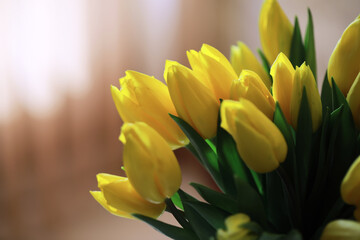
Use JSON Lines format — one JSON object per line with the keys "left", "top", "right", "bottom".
{"left": 171, "top": 192, "right": 184, "bottom": 210}
{"left": 289, "top": 16, "right": 306, "bottom": 68}
{"left": 258, "top": 48, "right": 272, "bottom": 82}
{"left": 185, "top": 201, "right": 229, "bottom": 230}
{"left": 295, "top": 88, "right": 313, "bottom": 199}
{"left": 265, "top": 170, "right": 293, "bottom": 233}
{"left": 321, "top": 72, "right": 332, "bottom": 114}
{"left": 191, "top": 183, "right": 238, "bottom": 214}
{"left": 178, "top": 190, "right": 216, "bottom": 240}
{"left": 331, "top": 77, "right": 347, "bottom": 110}
{"left": 170, "top": 114, "right": 224, "bottom": 191}
{"left": 273, "top": 103, "right": 297, "bottom": 190}
{"left": 304, "top": 8, "right": 316, "bottom": 80}
{"left": 215, "top": 107, "right": 237, "bottom": 196}
{"left": 321, "top": 80, "right": 358, "bottom": 211}
{"left": 133, "top": 214, "right": 199, "bottom": 240}
{"left": 305, "top": 108, "right": 330, "bottom": 232}
{"left": 165, "top": 198, "right": 192, "bottom": 230}
{"left": 234, "top": 176, "right": 268, "bottom": 228}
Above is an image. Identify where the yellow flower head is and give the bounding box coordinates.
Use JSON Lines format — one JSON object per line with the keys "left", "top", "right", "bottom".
{"left": 187, "top": 44, "right": 238, "bottom": 100}
{"left": 328, "top": 15, "right": 360, "bottom": 96}
{"left": 111, "top": 70, "right": 188, "bottom": 149}
{"left": 346, "top": 72, "right": 360, "bottom": 129}
{"left": 165, "top": 60, "right": 219, "bottom": 139}
{"left": 259, "top": 0, "right": 293, "bottom": 64}
{"left": 120, "top": 122, "right": 182, "bottom": 204}
{"left": 290, "top": 63, "right": 322, "bottom": 132}
{"left": 90, "top": 173, "right": 165, "bottom": 219}
{"left": 230, "top": 41, "right": 271, "bottom": 89}
{"left": 221, "top": 99, "right": 287, "bottom": 173}
{"left": 341, "top": 156, "right": 360, "bottom": 208}
{"left": 217, "top": 213, "right": 257, "bottom": 240}
{"left": 320, "top": 219, "right": 360, "bottom": 240}
{"left": 270, "top": 52, "right": 295, "bottom": 124}
{"left": 230, "top": 70, "right": 275, "bottom": 120}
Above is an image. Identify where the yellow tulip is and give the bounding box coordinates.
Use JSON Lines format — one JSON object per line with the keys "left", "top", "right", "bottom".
{"left": 120, "top": 122, "right": 182, "bottom": 204}
{"left": 270, "top": 52, "right": 295, "bottom": 124}
{"left": 166, "top": 61, "right": 219, "bottom": 139}
{"left": 187, "top": 44, "right": 238, "bottom": 100}
{"left": 341, "top": 156, "right": 360, "bottom": 206}
{"left": 230, "top": 70, "right": 275, "bottom": 120}
{"left": 290, "top": 63, "right": 322, "bottom": 132}
{"left": 259, "top": 0, "right": 293, "bottom": 64}
{"left": 328, "top": 16, "right": 360, "bottom": 96}
{"left": 230, "top": 41, "right": 271, "bottom": 89}
{"left": 320, "top": 220, "right": 360, "bottom": 240}
{"left": 217, "top": 213, "right": 257, "bottom": 240}
{"left": 111, "top": 70, "right": 188, "bottom": 150}
{"left": 221, "top": 99, "right": 287, "bottom": 173}
{"left": 90, "top": 173, "right": 165, "bottom": 219}
{"left": 346, "top": 72, "right": 360, "bottom": 129}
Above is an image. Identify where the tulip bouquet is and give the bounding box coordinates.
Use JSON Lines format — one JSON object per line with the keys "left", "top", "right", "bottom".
{"left": 90, "top": 0, "right": 360, "bottom": 239}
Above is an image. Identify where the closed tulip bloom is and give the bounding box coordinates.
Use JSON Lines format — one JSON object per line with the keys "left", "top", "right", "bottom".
{"left": 346, "top": 72, "right": 360, "bottom": 129}
{"left": 328, "top": 16, "right": 360, "bottom": 96}
{"left": 111, "top": 70, "right": 188, "bottom": 150}
{"left": 166, "top": 61, "right": 219, "bottom": 139}
{"left": 221, "top": 99, "right": 287, "bottom": 173}
{"left": 120, "top": 122, "right": 182, "bottom": 203}
{"left": 320, "top": 220, "right": 360, "bottom": 240}
{"left": 90, "top": 173, "right": 165, "bottom": 219}
{"left": 341, "top": 156, "right": 360, "bottom": 207}
{"left": 259, "top": 0, "right": 293, "bottom": 64}
{"left": 217, "top": 213, "right": 257, "bottom": 240}
{"left": 270, "top": 53, "right": 295, "bottom": 124}
{"left": 230, "top": 42, "right": 271, "bottom": 89}
{"left": 187, "top": 44, "right": 238, "bottom": 100}
{"left": 290, "top": 63, "right": 322, "bottom": 132}
{"left": 230, "top": 70, "right": 275, "bottom": 120}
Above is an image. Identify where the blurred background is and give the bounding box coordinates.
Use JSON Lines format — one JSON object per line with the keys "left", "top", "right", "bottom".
{"left": 0, "top": 0, "right": 359, "bottom": 239}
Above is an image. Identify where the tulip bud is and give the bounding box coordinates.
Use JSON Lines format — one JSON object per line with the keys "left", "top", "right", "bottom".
{"left": 166, "top": 61, "right": 219, "bottom": 139}
{"left": 346, "top": 72, "right": 360, "bottom": 129}
{"left": 217, "top": 213, "right": 257, "bottom": 240}
{"left": 259, "top": 0, "right": 293, "bottom": 64}
{"left": 341, "top": 156, "right": 360, "bottom": 206}
{"left": 270, "top": 52, "right": 295, "bottom": 124}
{"left": 320, "top": 220, "right": 360, "bottom": 240}
{"left": 230, "top": 70, "right": 275, "bottom": 120}
{"left": 290, "top": 63, "right": 322, "bottom": 132}
{"left": 187, "top": 44, "right": 238, "bottom": 100}
{"left": 328, "top": 16, "right": 360, "bottom": 96}
{"left": 90, "top": 173, "right": 165, "bottom": 219}
{"left": 230, "top": 42, "right": 271, "bottom": 89}
{"left": 120, "top": 122, "right": 182, "bottom": 203}
{"left": 221, "top": 99, "right": 287, "bottom": 173}
{"left": 111, "top": 70, "right": 188, "bottom": 149}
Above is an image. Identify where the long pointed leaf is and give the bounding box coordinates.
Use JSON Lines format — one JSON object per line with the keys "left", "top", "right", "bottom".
{"left": 133, "top": 214, "right": 199, "bottom": 240}
{"left": 304, "top": 8, "right": 316, "bottom": 80}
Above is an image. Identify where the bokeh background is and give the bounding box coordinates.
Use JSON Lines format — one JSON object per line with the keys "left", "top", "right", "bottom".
{"left": 0, "top": 0, "right": 359, "bottom": 239}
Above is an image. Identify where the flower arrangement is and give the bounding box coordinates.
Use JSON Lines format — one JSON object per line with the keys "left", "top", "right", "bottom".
{"left": 90, "top": 0, "right": 360, "bottom": 239}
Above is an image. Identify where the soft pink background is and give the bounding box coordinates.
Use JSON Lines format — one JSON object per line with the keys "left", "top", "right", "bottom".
{"left": 0, "top": 1, "right": 359, "bottom": 239}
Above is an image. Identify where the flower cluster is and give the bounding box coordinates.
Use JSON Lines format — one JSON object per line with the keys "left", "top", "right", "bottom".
{"left": 91, "top": 0, "right": 360, "bottom": 239}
